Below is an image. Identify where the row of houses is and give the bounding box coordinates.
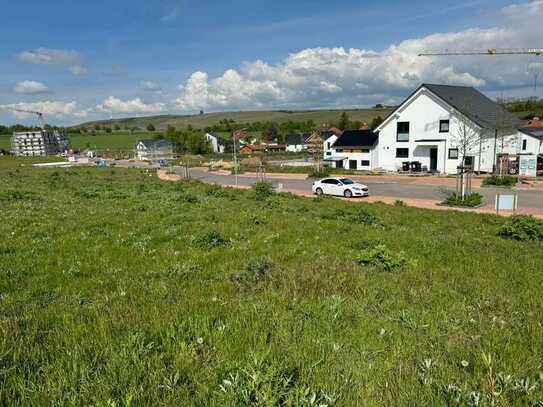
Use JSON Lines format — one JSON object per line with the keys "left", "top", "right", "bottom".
{"left": 135, "top": 83, "right": 542, "bottom": 176}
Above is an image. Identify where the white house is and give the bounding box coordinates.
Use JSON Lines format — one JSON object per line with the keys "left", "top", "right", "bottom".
{"left": 205, "top": 132, "right": 228, "bottom": 154}
{"left": 135, "top": 139, "right": 175, "bottom": 161}
{"left": 324, "top": 129, "right": 379, "bottom": 171}
{"left": 285, "top": 133, "right": 311, "bottom": 152}
{"left": 322, "top": 129, "right": 342, "bottom": 160}
{"left": 375, "top": 84, "right": 522, "bottom": 174}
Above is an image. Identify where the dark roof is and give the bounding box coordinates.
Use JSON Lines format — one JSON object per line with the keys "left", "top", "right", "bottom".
{"left": 519, "top": 127, "right": 543, "bottom": 141}
{"left": 423, "top": 84, "right": 520, "bottom": 129}
{"left": 286, "top": 134, "right": 308, "bottom": 145}
{"left": 137, "top": 139, "right": 174, "bottom": 149}
{"left": 209, "top": 132, "right": 229, "bottom": 146}
{"left": 333, "top": 129, "right": 378, "bottom": 148}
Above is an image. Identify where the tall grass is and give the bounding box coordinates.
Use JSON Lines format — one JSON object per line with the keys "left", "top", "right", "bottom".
{"left": 0, "top": 157, "right": 542, "bottom": 405}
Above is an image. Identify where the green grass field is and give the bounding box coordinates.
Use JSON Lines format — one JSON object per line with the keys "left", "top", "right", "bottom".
{"left": 1, "top": 157, "right": 542, "bottom": 405}
{"left": 78, "top": 108, "right": 392, "bottom": 130}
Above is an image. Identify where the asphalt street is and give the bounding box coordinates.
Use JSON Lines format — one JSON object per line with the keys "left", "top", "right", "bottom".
{"left": 178, "top": 167, "right": 543, "bottom": 209}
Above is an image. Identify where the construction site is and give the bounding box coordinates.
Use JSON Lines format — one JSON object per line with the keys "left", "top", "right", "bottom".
{"left": 7, "top": 108, "right": 70, "bottom": 157}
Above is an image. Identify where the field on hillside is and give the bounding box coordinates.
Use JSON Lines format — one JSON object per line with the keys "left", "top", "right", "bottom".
{"left": 1, "top": 158, "right": 542, "bottom": 405}
{"left": 78, "top": 108, "right": 392, "bottom": 130}
{"left": 69, "top": 132, "right": 147, "bottom": 151}
{"left": 0, "top": 135, "right": 10, "bottom": 151}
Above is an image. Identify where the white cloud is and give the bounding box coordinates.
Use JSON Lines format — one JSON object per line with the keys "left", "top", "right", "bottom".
{"left": 140, "top": 80, "right": 162, "bottom": 92}
{"left": 0, "top": 101, "right": 87, "bottom": 118}
{"left": 18, "top": 48, "right": 87, "bottom": 75}
{"left": 96, "top": 96, "right": 166, "bottom": 114}
{"left": 14, "top": 80, "right": 49, "bottom": 94}
{"left": 175, "top": 0, "right": 543, "bottom": 111}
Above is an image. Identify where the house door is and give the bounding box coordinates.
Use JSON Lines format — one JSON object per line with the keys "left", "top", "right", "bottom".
{"left": 336, "top": 160, "right": 344, "bottom": 169}
{"left": 349, "top": 160, "right": 357, "bottom": 170}
{"left": 429, "top": 148, "right": 438, "bottom": 171}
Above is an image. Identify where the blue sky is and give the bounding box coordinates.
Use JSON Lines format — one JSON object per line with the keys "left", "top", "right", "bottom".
{"left": 1, "top": 0, "right": 541, "bottom": 125}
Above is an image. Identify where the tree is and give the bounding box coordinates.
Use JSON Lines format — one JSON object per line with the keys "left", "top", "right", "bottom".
{"left": 451, "top": 107, "right": 481, "bottom": 200}
{"left": 166, "top": 125, "right": 176, "bottom": 139}
{"left": 105, "top": 127, "right": 112, "bottom": 134}
{"left": 370, "top": 116, "right": 384, "bottom": 129}
{"left": 264, "top": 123, "right": 279, "bottom": 143}
{"left": 147, "top": 123, "right": 156, "bottom": 132}
{"left": 338, "top": 112, "right": 350, "bottom": 131}
{"left": 114, "top": 124, "right": 121, "bottom": 131}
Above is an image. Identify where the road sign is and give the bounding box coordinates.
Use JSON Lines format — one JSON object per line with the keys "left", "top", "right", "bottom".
{"left": 495, "top": 194, "right": 518, "bottom": 213}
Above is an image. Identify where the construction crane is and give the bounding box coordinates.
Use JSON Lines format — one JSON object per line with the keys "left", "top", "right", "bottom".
{"left": 418, "top": 48, "right": 543, "bottom": 56}
{"left": 11, "top": 108, "right": 45, "bottom": 129}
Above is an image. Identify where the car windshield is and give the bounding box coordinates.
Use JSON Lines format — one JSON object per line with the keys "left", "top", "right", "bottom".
{"left": 340, "top": 179, "right": 355, "bottom": 185}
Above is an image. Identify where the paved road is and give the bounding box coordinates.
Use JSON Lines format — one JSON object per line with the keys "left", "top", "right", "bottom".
{"left": 178, "top": 167, "right": 543, "bottom": 210}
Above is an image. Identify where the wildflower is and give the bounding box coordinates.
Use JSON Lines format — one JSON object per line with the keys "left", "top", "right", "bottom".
{"left": 461, "top": 360, "right": 469, "bottom": 368}
{"left": 197, "top": 337, "right": 204, "bottom": 345}
{"left": 379, "top": 328, "right": 386, "bottom": 337}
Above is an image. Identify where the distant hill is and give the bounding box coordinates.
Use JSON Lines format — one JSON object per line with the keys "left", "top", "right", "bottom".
{"left": 75, "top": 108, "right": 393, "bottom": 130}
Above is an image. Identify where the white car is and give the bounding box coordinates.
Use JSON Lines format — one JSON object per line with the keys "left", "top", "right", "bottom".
{"left": 312, "top": 177, "right": 369, "bottom": 198}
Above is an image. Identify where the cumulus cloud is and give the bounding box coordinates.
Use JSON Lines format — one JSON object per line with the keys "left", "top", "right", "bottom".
{"left": 175, "top": 0, "right": 543, "bottom": 111}
{"left": 140, "top": 80, "right": 162, "bottom": 92}
{"left": 18, "top": 48, "right": 88, "bottom": 75}
{"left": 14, "top": 80, "right": 49, "bottom": 94}
{"left": 0, "top": 101, "right": 88, "bottom": 118}
{"left": 96, "top": 96, "right": 166, "bottom": 114}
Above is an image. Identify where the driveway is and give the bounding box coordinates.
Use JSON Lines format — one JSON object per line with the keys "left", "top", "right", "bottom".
{"left": 178, "top": 167, "right": 543, "bottom": 211}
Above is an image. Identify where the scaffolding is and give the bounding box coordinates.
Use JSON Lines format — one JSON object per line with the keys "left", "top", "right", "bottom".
{"left": 11, "top": 130, "right": 69, "bottom": 157}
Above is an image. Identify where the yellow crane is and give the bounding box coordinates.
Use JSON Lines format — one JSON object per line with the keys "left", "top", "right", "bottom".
{"left": 418, "top": 48, "right": 543, "bottom": 56}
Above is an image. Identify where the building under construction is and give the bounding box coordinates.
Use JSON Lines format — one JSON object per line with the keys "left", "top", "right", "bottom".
{"left": 11, "top": 130, "right": 70, "bottom": 157}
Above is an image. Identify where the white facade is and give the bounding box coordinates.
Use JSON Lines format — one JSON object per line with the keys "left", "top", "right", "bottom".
{"left": 205, "top": 133, "right": 226, "bottom": 154}
{"left": 323, "top": 134, "right": 338, "bottom": 160}
{"left": 286, "top": 142, "right": 306, "bottom": 152}
{"left": 11, "top": 130, "right": 69, "bottom": 157}
{"left": 376, "top": 87, "right": 522, "bottom": 174}
{"left": 135, "top": 141, "right": 174, "bottom": 161}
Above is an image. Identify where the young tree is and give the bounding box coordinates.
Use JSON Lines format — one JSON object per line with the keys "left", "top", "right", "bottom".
{"left": 338, "top": 112, "right": 350, "bottom": 131}
{"left": 451, "top": 110, "right": 481, "bottom": 200}
{"left": 147, "top": 123, "right": 156, "bottom": 132}
{"left": 370, "top": 116, "right": 384, "bottom": 129}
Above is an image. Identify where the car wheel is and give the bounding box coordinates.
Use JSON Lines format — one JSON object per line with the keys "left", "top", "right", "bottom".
{"left": 344, "top": 189, "right": 353, "bottom": 198}
{"left": 315, "top": 187, "right": 324, "bottom": 196}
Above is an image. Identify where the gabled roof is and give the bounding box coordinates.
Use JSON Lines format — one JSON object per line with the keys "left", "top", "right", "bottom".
{"left": 379, "top": 84, "right": 521, "bottom": 131}
{"left": 519, "top": 127, "right": 543, "bottom": 141}
{"left": 137, "top": 139, "right": 175, "bottom": 149}
{"left": 286, "top": 133, "right": 310, "bottom": 145}
{"left": 423, "top": 84, "right": 520, "bottom": 129}
{"left": 332, "top": 129, "right": 378, "bottom": 148}
{"left": 208, "top": 132, "right": 229, "bottom": 146}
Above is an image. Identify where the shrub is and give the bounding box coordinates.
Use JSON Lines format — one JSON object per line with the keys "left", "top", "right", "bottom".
{"left": 179, "top": 193, "right": 199, "bottom": 204}
{"left": 253, "top": 181, "right": 275, "bottom": 201}
{"left": 232, "top": 257, "right": 275, "bottom": 287}
{"left": 349, "top": 208, "right": 384, "bottom": 228}
{"left": 356, "top": 244, "right": 409, "bottom": 272}
{"left": 0, "top": 190, "right": 36, "bottom": 201}
{"left": 206, "top": 185, "right": 229, "bottom": 198}
{"left": 394, "top": 200, "right": 406, "bottom": 207}
{"left": 498, "top": 215, "right": 543, "bottom": 241}
{"left": 192, "top": 230, "right": 230, "bottom": 249}
{"left": 482, "top": 175, "right": 518, "bottom": 187}
{"left": 309, "top": 167, "right": 331, "bottom": 179}
{"left": 443, "top": 193, "right": 483, "bottom": 208}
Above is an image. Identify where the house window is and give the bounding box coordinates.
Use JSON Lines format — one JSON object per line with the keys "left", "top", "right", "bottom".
{"left": 396, "top": 148, "right": 409, "bottom": 158}
{"left": 326, "top": 152, "right": 332, "bottom": 156}
{"left": 327, "top": 142, "right": 331, "bottom": 149}
{"left": 397, "top": 122, "right": 410, "bottom": 142}
{"left": 349, "top": 160, "right": 357, "bottom": 170}
{"left": 522, "top": 139, "right": 527, "bottom": 151}
{"left": 361, "top": 160, "right": 370, "bottom": 167}
{"left": 448, "top": 148, "right": 459, "bottom": 159}
{"left": 439, "top": 120, "right": 450, "bottom": 133}
{"left": 361, "top": 148, "right": 370, "bottom": 153}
